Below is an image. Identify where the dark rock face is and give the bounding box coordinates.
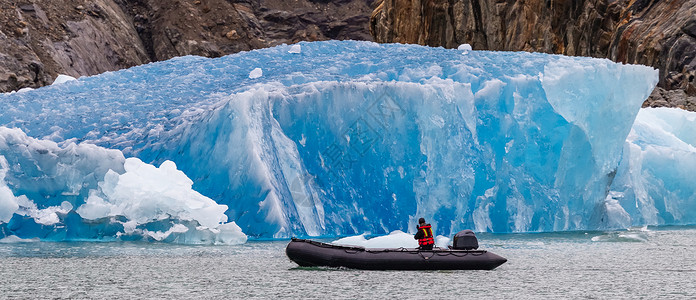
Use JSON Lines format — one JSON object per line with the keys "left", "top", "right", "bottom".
{"left": 371, "top": 0, "right": 696, "bottom": 109}
{"left": 1, "top": 0, "right": 150, "bottom": 92}
{"left": 0, "top": 0, "right": 374, "bottom": 92}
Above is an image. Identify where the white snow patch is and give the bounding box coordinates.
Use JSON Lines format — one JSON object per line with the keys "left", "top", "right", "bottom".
{"left": 249, "top": 68, "right": 263, "bottom": 79}
{"left": 457, "top": 44, "right": 472, "bottom": 51}
{"left": 288, "top": 44, "right": 302, "bottom": 54}
{"left": 52, "top": 74, "right": 77, "bottom": 85}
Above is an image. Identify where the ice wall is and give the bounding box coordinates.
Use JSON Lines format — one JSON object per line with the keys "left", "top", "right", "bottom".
{"left": 0, "top": 41, "right": 660, "bottom": 239}
{"left": 609, "top": 108, "right": 696, "bottom": 228}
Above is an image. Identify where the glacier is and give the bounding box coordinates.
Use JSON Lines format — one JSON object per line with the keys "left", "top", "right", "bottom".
{"left": 608, "top": 108, "right": 696, "bottom": 228}
{"left": 0, "top": 40, "right": 687, "bottom": 241}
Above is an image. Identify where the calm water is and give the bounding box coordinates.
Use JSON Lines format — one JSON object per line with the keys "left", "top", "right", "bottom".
{"left": 1, "top": 227, "right": 695, "bottom": 299}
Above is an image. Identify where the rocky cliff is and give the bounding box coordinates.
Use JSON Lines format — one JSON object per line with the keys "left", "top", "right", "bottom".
{"left": 0, "top": 0, "right": 373, "bottom": 92}
{"left": 371, "top": 0, "right": 696, "bottom": 109}
{"left": 5, "top": 0, "right": 695, "bottom": 109}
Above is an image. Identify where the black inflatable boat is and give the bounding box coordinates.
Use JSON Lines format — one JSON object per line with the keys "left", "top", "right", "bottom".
{"left": 286, "top": 230, "right": 507, "bottom": 270}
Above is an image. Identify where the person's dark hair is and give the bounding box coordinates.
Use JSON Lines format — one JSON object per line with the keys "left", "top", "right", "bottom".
{"left": 418, "top": 217, "right": 426, "bottom": 224}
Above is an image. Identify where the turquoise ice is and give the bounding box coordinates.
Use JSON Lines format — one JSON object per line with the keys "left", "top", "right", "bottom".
{"left": 609, "top": 108, "right": 696, "bottom": 228}
{"left": 0, "top": 40, "right": 672, "bottom": 241}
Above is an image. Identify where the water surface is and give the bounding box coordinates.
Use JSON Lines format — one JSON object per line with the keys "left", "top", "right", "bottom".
{"left": 1, "top": 227, "right": 694, "bottom": 299}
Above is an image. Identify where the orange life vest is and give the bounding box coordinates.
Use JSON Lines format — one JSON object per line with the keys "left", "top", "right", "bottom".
{"left": 418, "top": 224, "right": 435, "bottom": 246}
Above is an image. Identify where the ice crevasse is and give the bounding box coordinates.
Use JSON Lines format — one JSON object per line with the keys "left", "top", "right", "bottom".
{"left": 0, "top": 40, "right": 682, "bottom": 241}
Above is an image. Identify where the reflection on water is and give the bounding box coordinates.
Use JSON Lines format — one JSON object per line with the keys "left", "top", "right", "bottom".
{"left": 1, "top": 227, "right": 695, "bottom": 299}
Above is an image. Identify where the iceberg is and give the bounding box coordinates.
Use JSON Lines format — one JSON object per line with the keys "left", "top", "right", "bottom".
{"left": 0, "top": 40, "right": 666, "bottom": 240}
{"left": 0, "top": 127, "right": 246, "bottom": 244}
{"left": 609, "top": 108, "right": 696, "bottom": 228}
{"left": 332, "top": 231, "right": 451, "bottom": 249}
{"left": 52, "top": 74, "right": 78, "bottom": 85}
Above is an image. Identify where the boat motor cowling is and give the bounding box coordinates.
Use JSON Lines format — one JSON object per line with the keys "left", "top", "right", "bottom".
{"left": 453, "top": 230, "right": 479, "bottom": 250}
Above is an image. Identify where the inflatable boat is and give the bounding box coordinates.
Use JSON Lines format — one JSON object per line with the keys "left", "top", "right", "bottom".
{"left": 286, "top": 230, "right": 507, "bottom": 270}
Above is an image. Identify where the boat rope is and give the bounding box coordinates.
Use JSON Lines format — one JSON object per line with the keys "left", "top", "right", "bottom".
{"left": 296, "top": 238, "right": 366, "bottom": 252}
{"left": 418, "top": 251, "right": 436, "bottom": 260}
{"left": 434, "top": 250, "right": 487, "bottom": 257}
{"left": 344, "top": 248, "right": 361, "bottom": 254}
{"left": 364, "top": 247, "right": 420, "bottom": 254}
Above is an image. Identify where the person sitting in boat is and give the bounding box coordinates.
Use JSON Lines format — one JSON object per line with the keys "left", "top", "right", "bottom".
{"left": 414, "top": 217, "right": 435, "bottom": 250}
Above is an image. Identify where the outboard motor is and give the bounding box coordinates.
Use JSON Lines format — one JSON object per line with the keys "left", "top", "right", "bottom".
{"left": 452, "top": 230, "right": 479, "bottom": 250}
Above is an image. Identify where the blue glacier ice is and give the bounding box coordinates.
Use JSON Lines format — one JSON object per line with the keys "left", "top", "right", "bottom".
{"left": 608, "top": 108, "right": 696, "bottom": 228}
{"left": 0, "top": 40, "right": 676, "bottom": 241}
{"left": 0, "top": 127, "right": 246, "bottom": 244}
